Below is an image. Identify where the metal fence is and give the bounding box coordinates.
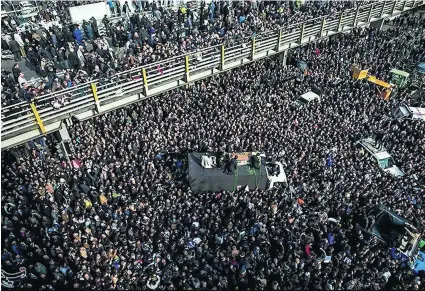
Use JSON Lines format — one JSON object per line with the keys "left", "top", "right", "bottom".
{"left": 1, "top": 0, "right": 423, "bottom": 149}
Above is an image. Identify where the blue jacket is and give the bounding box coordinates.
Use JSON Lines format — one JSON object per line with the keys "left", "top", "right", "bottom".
{"left": 73, "top": 28, "right": 83, "bottom": 43}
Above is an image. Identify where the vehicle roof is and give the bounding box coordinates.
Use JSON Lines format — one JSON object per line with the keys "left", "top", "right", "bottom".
{"left": 390, "top": 69, "right": 410, "bottom": 77}
{"left": 374, "top": 152, "right": 391, "bottom": 160}
{"left": 358, "top": 138, "right": 391, "bottom": 159}
{"left": 398, "top": 106, "right": 410, "bottom": 117}
{"left": 409, "top": 107, "right": 425, "bottom": 121}
{"left": 299, "top": 91, "right": 320, "bottom": 101}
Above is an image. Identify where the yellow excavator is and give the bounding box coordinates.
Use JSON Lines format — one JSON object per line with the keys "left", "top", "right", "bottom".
{"left": 351, "top": 64, "right": 393, "bottom": 100}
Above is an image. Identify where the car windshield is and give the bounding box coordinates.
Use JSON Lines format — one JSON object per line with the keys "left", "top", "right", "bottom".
{"left": 378, "top": 157, "right": 395, "bottom": 169}
{"left": 296, "top": 97, "right": 309, "bottom": 105}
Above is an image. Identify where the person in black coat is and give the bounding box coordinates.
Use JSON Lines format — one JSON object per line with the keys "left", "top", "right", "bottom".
{"left": 8, "top": 39, "right": 21, "bottom": 61}
{"left": 224, "top": 155, "right": 238, "bottom": 175}
{"left": 90, "top": 17, "right": 99, "bottom": 38}
{"left": 1, "top": 69, "right": 16, "bottom": 92}
{"left": 57, "top": 48, "right": 69, "bottom": 70}
{"left": 12, "top": 63, "right": 21, "bottom": 83}
{"left": 26, "top": 47, "right": 38, "bottom": 70}
{"left": 67, "top": 51, "right": 80, "bottom": 72}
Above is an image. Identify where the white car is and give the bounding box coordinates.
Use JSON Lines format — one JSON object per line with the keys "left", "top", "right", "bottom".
{"left": 356, "top": 138, "right": 404, "bottom": 177}
{"left": 18, "top": 1, "right": 37, "bottom": 18}
{"left": 295, "top": 91, "right": 321, "bottom": 106}
{"left": 18, "top": 21, "right": 38, "bottom": 32}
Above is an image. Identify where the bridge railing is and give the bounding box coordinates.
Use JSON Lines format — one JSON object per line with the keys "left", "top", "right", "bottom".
{"left": 1, "top": 0, "right": 423, "bottom": 149}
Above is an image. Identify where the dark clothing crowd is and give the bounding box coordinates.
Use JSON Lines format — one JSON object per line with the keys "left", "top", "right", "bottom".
{"left": 1, "top": 6, "right": 425, "bottom": 291}
{"left": 1, "top": 0, "right": 362, "bottom": 107}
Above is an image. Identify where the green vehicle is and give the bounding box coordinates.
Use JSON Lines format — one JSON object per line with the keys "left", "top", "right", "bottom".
{"left": 390, "top": 69, "right": 410, "bottom": 88}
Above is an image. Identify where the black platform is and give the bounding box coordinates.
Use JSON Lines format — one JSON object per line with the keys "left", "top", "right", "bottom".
{"left": 188, "top": 152, "right": 268, "bottom": 193}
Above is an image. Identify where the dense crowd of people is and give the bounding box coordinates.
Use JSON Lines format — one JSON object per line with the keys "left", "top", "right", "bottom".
{"left": 0, "top": 0, "right": 366, "bottom": 107}
{"left": 1, "top": 6, "right": 424, "bottom": 290}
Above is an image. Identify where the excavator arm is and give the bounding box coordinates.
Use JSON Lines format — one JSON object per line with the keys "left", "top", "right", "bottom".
{"left": 351, "top": 64, "right": 393, "bottom": 100}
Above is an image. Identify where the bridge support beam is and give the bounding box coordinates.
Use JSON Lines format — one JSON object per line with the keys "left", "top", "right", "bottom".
{"left": 58, "top": 122, "right": 70, "bottom": 142}
{"left": 279, "top": 50, "right": 288, "bottom": 67}
{"left": 56, "top": 123, "right": 72, "bottom": 163}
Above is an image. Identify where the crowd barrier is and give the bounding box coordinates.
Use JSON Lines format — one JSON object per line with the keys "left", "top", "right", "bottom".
{"left": 1, "top": 0, "right": 423, "bottom": 149}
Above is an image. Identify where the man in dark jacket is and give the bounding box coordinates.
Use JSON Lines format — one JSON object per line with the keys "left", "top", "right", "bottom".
{"left": 8, "top": 39, "right": 21, "bottom": 61}
{"left": 12, "top": 63, "right": 21, "bottom": 83}
{"left": 68, "top": 51, "right": 80, "bottom": 72}
{"left": 57, "top": 47, "right": 69, "bottom": 70}
{"left": 90, "top": 17, "right": 99, "bottom": 38}
{"left": 26, "top": 47, "right": 39, "bottom": 71}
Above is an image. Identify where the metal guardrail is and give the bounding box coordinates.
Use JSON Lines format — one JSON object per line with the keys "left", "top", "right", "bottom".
{"left": 1, "top": 0, "right": 423, "bottom": 149}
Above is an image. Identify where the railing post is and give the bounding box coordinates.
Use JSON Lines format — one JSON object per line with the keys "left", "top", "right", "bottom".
{"left": 337, "top": 13, "right": 343, "bottom": 31}
{"left": 299, "top": 23, "right": 305, "bottom": 44}
{"left": 353, "top": 7, "right": 359, "bottom": 27}
{"left": 91, "top": 83, "right": 101, "bottom": 112}
{"left": 276, "top": 29, "right": 282, "bottom": 51}
{"left": 319, "top": 18, "right": 326, "bottom": 37}
{"left": 142, "top": 68, "right": 149, "bottom": 95}
{"left": 391, "top": 1, "right": 397, "bottom": 14}
{"left": 400, "top": 0, "right": 406, "bottom": 10}
{"left": 30, "top": 102, "right": 46, "bottom": 134}
{"left": 185, "top": 55, "right": 190, "bottom": 82}
{"left": 220, "top": 45, "right": 225, "bottom": 70}
{"left": 251, "top": 37, "right": 256, "bottom": 61}
{"left": 380, "top": 1, "right": 386, "bottom": 16}
{"left": 367, "top": 4, "right": 373, "bottom": 22}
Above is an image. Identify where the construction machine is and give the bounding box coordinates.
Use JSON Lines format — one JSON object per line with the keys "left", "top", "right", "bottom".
{"left": 351, "top": 64, "right": 394, "bottom": 100}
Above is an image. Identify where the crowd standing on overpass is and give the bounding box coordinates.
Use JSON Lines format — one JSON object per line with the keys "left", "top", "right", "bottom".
{"left": 1, "top": 0, "right": 365, "bottom": 107}
{"left": 1, "top": 7, "right": 425, "bottom": 290}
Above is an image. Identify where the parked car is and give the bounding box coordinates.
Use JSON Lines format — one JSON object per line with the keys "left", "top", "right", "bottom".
{"left": 295, "top": 91, "right": 321, "bottom": 106}
{"left": 393, "top": 105, "right": 425, "bottom": 121}
{"left": 356, "top": 137, "right": 404, "bottom": 177}
{"left": 18, "top": 1, "right": 38, "bottom": 19}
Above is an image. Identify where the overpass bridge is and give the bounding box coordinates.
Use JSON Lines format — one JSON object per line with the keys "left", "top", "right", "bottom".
{"left": 1, "top": 0, "right": 424, "bottom": 150}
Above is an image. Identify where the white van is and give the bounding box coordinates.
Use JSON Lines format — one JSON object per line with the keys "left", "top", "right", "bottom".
{"left": 295, "top": 91, "right": 321, "bottom": 106}
{"left": 393, "top": 106, "right": 425, "bottom": 121}
{"left": 356, "top": 138, "right": 404, "bottom": 177}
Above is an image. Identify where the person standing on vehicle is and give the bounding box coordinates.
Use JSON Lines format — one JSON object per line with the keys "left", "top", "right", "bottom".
{"left": 82, "top": 20, "right": 94, "bottom": 39}
{"left": 73, "top": 25, "right": 83, "bottom": 45}
{"left": 12, "top": 63, "right": 21, "bottom": 83}
{"left": 8, "top": 38, "right": 21, "bottom": 61}
{"left": 102, "top": 15, "right": 111, "bottom": 37}
{"left": 90, "top": 17, "right": 99, "bottom": 39}
{"left": 14, "top": 29, "right": 26, "bottom": 58}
